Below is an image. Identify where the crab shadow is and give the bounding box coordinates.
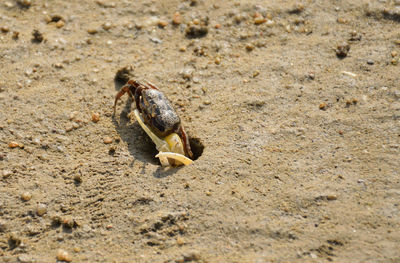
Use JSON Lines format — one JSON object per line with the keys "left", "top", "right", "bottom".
{"left": 112, "top": 98, "right": 160, "bottom": 167}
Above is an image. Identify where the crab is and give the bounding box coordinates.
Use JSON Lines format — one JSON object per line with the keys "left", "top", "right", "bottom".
{"left": 113, "top": 79, "right": 193, "bottom": 166}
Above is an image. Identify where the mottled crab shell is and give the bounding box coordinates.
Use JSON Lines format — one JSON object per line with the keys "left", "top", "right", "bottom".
{"left": 140, "top": 89, "right": 181, "bottom": 138}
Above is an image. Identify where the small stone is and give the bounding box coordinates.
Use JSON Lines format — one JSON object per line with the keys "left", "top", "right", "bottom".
{"left": 336, "top": 43, "right": 350, "bottom": 58}
{"left": 252, "top": 71, "right": 260, "bottom": 78}
{"left": 44, "top": 15, "right": 52, "bottom": 23}
{"left": 57, "top": 249, "right": 72, "bottom": 262}
{"left": 102, "top": 22, "right": 112, "bottom": 30}
{"left": 2, "top": 170, "right": 12, "bottom": 178}
{"left": 326, "top": 195, "right": 337, "bottom": 200}
{"left": 87, "top": 28, "right": 98, "bottom": 34}
{"left": 203, "top": 100, "right": 211, "bottom": 105}
{"left": 21, "top": 192, "right": 32, "bottom": 201}
{"left": 54, "top": 63, "right": 64, "bottom": 69}
{"left": 180, "top": 68, "right": 194, "bottom": 80}
{"left": 176, "top": 236, "right": 184, "bottom": 245}
{"left": 73, "top": 174, "right": 82, "bottom": 183}
{"left": 266, "top": 19, "right": 275, "bottom": 27}
{"left": 17, "top": 0, "right": 31, "bottom": 8}
{"left": 157, "top": 20, "right": 168, "bottom": 28}
{"left": 172, "top": 12, "right": 182, "bottom": 25}
{"left": 73, "top": 247, "right": 81, "bottom": 253}
{"left": 56, "top": 20, "right": 65, "bottom": 28}
{"left": 91, "top": 112, "right": 100, "bottom": 123}
{"left": 367, "top": 60, "right": 374, "bottom": 65}
{"left": 1, "top": 26, "right": 10, "bottom": 33}
{"left": 245, "top": 43, "right": 255, "bottom": 51}
{"left": 5, "top": 1, "right": 15, "bottom": 8}
{"left": 214, "top": 57, "right": 221, "bottom": 65}
{"left": 319, "top": 102, "right": 327, "bottom": 110}
{"left": 254, "top": 16, "right": 266, "bottom": 25}
{"left": 103, "top": 137, "right": 113, "bottom": 144}
{"left": 9, "top": 141, "right": 20, "bottom": 148}
{"left": 36, "top": 203, "right": 47, "bottom": 216}
{"left": 65, "top": 123, "right": 74, "bottom": 132}
{"left": 337, "top": 17, "right": 348, "bottom": 24}
{"left": 179, "top": 46, "right": 186, "bottom": 52}
{"left": 206, "top": 191, "right": 211, "bottom": 196}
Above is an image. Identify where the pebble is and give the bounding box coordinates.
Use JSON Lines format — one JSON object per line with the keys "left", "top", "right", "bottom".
{"left": 36, "top": 203, "right": 47, "bottom": 216}
{"left": 336, "top": 43, "right": 350, "bottom": 58}
{"left": 172, "top": 12, "right": 182, "bottom": 25}
{"left": 367, "top": 59, "right": 374, "bottom": 65}
{"left": 9, "top": 141, "right": 20, "bottom": 148}
{"left": 176, "top": 236, "right": 184, "bottom": 245}
{"left": 56, "top": 20, "right": 65, "bottom": 28}
{"left": 91, "top": 112, "right": 100, "bottom": 123}
{"left": 102, "top": 22, "right": 112, "bottom": 30}
{"left": 254, "top": 15, "right": 266, "bottom": 25}
{"left": 57, "top": 249, "right": 72, "bottom": 262}
{"left": 245, "top": 43, "right": 255, "bottom": 51}
{"left": 2, "top": 170, "right": 12, "bottom": 178}
{"left": 266, "top": 19, "right": 275, "bottom": 27}
{"left": 1, "top": 26, "right": 10, "bottom": 33}
{"left": 17, "top": 0, "right": 32, "bottom": 8}
{"left": 87, "top": 28, "right": 98, "bottom": 34}
{"left": 326, "top": 195, "right": 337, "bottom": 201}
{"left": 21, "top": 192, "right": 32, "bottom": 201}
{"left": 157, "top": 20, "right": 168, "bottom": 28}
{"left": 5, "top": 1, "right": 14, "bottom": 8}
{"left": 180, "top": 68, "right": 194, "bottom": 80}
{"left": 103, "top": 137, "right": 113, "bottom": 144}
{"left": 319, "top": 102, "right": 327, "bottom": 110}
{"left": 73, "top": 174, "right": 82, "bottom": 183}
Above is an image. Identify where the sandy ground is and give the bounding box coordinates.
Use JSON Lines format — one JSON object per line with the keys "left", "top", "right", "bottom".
{"left": 1, "top": 0, "right": 400, "bottom": 262}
